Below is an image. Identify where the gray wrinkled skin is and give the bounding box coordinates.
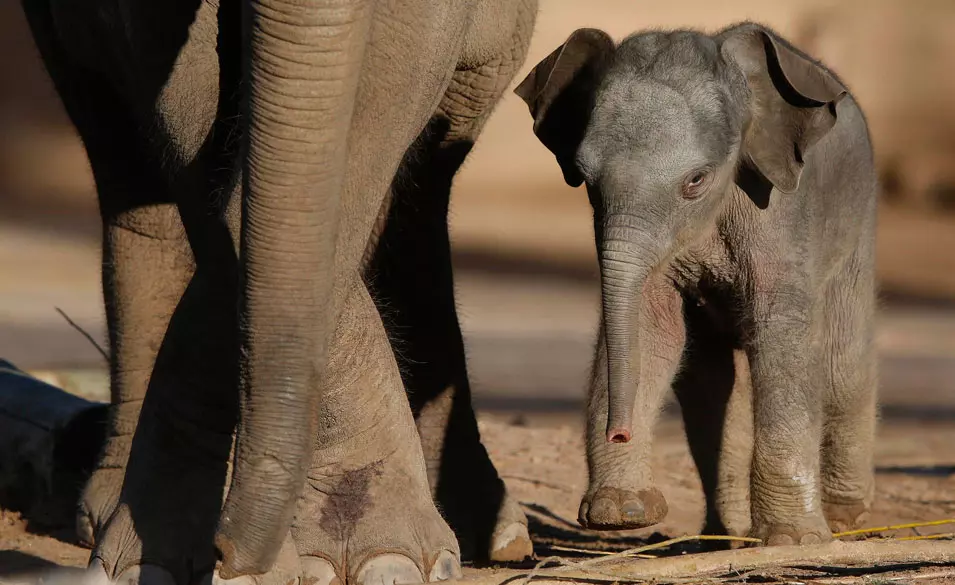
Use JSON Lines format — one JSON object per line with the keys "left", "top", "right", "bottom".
{"left": 517, "top": 22, "right": 877, "bottom": 545}
{"left": 21, "top": 0, "right": 537, "bottom": 582}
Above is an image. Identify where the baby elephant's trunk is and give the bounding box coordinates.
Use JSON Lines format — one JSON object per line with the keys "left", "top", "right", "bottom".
{"left": 599, "top": 243, "right": 652, "bottom": 444}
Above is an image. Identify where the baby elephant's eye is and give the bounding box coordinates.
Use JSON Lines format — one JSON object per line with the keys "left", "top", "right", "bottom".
{"left": 681, "top": 170, "right": 710, "bottom": 199}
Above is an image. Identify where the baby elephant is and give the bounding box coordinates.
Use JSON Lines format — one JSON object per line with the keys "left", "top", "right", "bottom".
{"left": 517, "top": 22, "right": 877, "bottom": 545}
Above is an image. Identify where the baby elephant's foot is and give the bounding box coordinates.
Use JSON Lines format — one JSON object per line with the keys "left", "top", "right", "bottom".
{"left": 578, "top": 486, "right": 668, "bottom": 530}
{"left": 750, "top": 518, "right": 833, "bottom": 546}
{"left": 823, "top": 500, "right": 870, "bottom": 535}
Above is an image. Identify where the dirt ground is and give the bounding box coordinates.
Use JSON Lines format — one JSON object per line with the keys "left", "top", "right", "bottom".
{"left": 2, "top": 265, "right": 955, "bottom": 582}
{"left": 1, "top": 411, "right": 954, "bottom": 582}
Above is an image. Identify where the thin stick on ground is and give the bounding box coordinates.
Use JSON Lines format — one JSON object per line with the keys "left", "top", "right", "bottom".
{"left": 833, "top": 519, "right": 955, "bottom": 539}
{"left": 55, "top": 307, "right": 109, "bottom": 363}
{"left": 545, "top": 545, "right": 657, "bottom": 559}
{"left": 574, "top": 535, "right": 762, "bottom": 566}
{"left": 449, "top": 540, "right": 955, "bottom": 585}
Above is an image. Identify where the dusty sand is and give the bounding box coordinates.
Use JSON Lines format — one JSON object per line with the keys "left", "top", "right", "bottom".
{"left": 1, "top": 411, "right": 954, "bottom": 582}
{"left": 1, "top": 265, "right": 955, "bottom": 582}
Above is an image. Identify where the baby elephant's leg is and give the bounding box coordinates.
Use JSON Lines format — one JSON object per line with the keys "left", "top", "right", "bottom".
{"left": 820, "top": 260, "right": 877, "bottom": 533}
{"left": 747, "top": 283, "right": 831, "bottom": 545}
{"left": 673, "top": 303, "right": 752, "bottom": 542}
{"left": 579, "top": 277, "right": 685, "bottom": 530}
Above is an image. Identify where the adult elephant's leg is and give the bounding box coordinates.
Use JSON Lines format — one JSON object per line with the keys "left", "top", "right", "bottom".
{"left": 20, "top": 0, "right": 194, "bottom": 549}
{"left": 81, "top": 205, "right": 192, "bottom": 549}
{"left": 365, "top": 18, "right": 536, "bottom": 562}
{"left": 293, "top": 277, "right": 459, "bottom": 585}
{"left": 672, "top": 302, "right": 752, "bottom": 544}
{"left": 242, "top": 1, "right": 480, "bottom": 583}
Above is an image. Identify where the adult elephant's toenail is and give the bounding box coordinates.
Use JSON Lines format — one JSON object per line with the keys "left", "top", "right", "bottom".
{"left": 83, "top": 559, "right": 111, "bottom": 585}
{"left": 428, "top": 550, "right": 461, "bottom": 582}
{"left": 301, "top": 556, "right": 341, "bottom": 585}
{"left": 799, "top": 533, "right": 823, "bottom": 545}
{"left": 114, "top": 564, "right": 177, "bottom": 585}
{"left": 356, "top": 554, "right": 423, "bottom": 585}
{"left": 206, "top": 571, "right": 259, "bottom": 585}
{"left": 490, "top": 523, "right": 532, "bottom": 562}
{"left": 77, "top": 512, "right": 96, "bottom": 549}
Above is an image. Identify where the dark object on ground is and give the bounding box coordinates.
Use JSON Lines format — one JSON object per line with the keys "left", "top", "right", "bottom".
{"left": 0, "top": 360, "right": 107, "bottom": 532}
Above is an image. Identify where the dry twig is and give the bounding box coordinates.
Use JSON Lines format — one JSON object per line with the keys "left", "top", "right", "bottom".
{"left": 450, "top": 540, "right": 955, "bottom": 585}
{"left": 833, "top": 519, "right": 955, "bottom": 539}
{"left": 55, "top": 307, "right": 109, "bottom": 362}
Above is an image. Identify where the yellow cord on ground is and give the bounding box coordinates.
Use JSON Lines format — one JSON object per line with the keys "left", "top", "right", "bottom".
{"left": 833, "top": 518, "right": 955, "bottom": 538}
{"left": 896, "top": 532, "right": 955, "bottom": 541}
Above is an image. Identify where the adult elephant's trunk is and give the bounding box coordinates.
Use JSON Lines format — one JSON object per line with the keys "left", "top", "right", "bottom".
{"left": 215, "top": 0, "right": 374, "bottom": 578}
{"left": 599, "top": 236, "right": 653, "bottom": 445}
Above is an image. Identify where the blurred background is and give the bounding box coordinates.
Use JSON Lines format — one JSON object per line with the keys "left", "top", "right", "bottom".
{"left": 2, "top": 0, "right": 955, "bottom": 413}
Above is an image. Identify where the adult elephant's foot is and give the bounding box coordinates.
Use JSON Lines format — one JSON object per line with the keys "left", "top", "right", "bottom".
{"left": 290, "top": 281, "right": 462, "bottom": 585}
{"left": 70, "top": 539, "right": 302, "bottom": 585}
{"left": 75, "top": 402, "right": 141, "bottom": 548}
{"left": 415, "top": 387, "right": 532, "bottom": 563}
{"left": 63, "top": 406, "right": 304, "bottom": 584}
{"left": 76, "top": 466, "right": 122, "bottom": 548}
{"left": 431, "top": 452, "right": 531, "bottom": 564}
{"left": 577, "top": 486, "right": 668, "bottom": 530}
{"left": 291, "top": 426, "right": 461, "bottom": 585}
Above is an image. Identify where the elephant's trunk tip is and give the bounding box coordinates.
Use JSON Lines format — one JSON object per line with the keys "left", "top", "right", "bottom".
{"left": 607, "top": 427, "right": 632, "bottom": 444}
{"left": 605, "top": 362, "right": 636, "bottom": 444}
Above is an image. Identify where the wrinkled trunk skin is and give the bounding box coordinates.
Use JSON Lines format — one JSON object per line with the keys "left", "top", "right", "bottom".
{"left": 215, "top": 0, "right": 374, "bottom": 577}
{"left": 600, "top": 240, "right": 652, "bottom": 444}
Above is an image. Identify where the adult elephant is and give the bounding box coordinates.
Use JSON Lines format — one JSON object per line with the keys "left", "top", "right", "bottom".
{"left": 21, "top": 0, "right": 538, "bottom": 583}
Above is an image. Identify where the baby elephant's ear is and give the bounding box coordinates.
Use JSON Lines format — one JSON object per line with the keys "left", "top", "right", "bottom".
{"left": 515, "top": 28, "right": 615, "bottom": 187}
{"left": 720, "top": 24, "right": 848, "bottom": 195}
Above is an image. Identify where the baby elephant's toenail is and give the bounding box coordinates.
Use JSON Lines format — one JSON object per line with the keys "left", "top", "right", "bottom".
{"left": 356, "top": 554, "right": 423, "bottom": 585}
{"left": 576, "top": 501, "right": 590, "bottom": 525}
{"left": 587, "top": 498, "right": 618, "bottom": 524}
{"left": 428, "top": 550, "right": 461, "bottom": 582}
{"left": 766, "top": 534, "right": 795, "bottom": 546}
{"left": 620, "top": 499, "right": 645, "bottom": 521}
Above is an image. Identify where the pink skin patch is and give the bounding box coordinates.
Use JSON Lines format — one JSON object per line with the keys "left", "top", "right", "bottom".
{"left": 607, "top": 428, "right": 632, "bottom": 443}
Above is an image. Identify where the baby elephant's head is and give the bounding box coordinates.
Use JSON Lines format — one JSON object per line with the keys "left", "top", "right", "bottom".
{"left": 516, "top": 23, "right": 846, "bottom": 444}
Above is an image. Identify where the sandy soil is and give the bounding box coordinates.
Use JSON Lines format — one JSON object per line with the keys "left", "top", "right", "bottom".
{"left": 2, "top": 265, "right": 955, "bottom": 582}
{"left": 1, "top": 411, "right": 954, "bottom": 582}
